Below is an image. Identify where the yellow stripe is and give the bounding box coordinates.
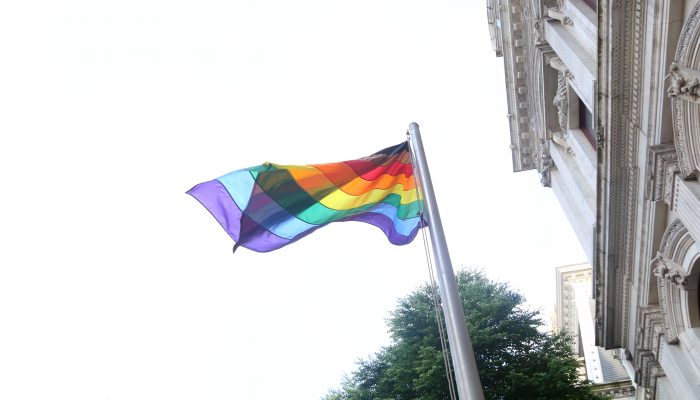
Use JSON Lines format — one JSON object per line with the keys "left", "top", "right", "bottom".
{"left": 319, "top": 182, "right": 417, "bottom": 210}
{"left": 339, "top": 173, "right": 415, "bottom": 193}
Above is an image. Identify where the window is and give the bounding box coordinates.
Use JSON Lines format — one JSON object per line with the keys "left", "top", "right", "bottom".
{"left": 578, "top": 98, "right": 596, "bottom": 149}
{"left": 582, "top": 0, "right": 597, "bottom": 11}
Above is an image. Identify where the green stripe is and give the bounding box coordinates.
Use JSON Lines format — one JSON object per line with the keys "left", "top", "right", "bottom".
{"left": 295, "top": 194, "right": 421, "bottom": 225}
{"left": 251, "top": 165, "right": 420, "bottom": 226}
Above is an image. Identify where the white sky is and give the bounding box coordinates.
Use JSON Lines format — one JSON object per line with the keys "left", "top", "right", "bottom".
{"left": 0, "top": 1, "right": 587, "bottom": 399}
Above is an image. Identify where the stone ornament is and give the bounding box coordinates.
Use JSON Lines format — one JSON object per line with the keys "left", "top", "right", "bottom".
{"left": 539, "top": 143, "right": 553, "bottom": 187}
{"left": 669, "top": 2, "right": 700, "bottom": 178}
{"left": 646, "top": 144, "right": 679, "bottom": 206}
{"left": 546, "top": 7, "right": 572, "bottom": 26}
{"left": 650, "top": 219, "right": 697, "bottom": 347}
{"left": 652, "top": 255, "right": 689, "bottom": 289}
{"left": 549, "top": 60, "right": 575, "bottom": 156}
{"left": 533, "top": 18, "right": 545, "bottom": 45}
{"left": 667, "top": 64, "right": 700, "bottom": 103}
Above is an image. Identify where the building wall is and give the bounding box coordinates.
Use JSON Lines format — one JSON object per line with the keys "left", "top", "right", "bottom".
{"left": 488, "top": 0, "right": 700, "bottom": 398}
{"left": 555, "top": 264, "right": 635, "bottom": 398}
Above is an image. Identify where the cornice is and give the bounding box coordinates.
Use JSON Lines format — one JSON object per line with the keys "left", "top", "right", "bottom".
{"left": 495, "top": 0, "right": 560, "bottom": 175}
{"left": 498, "top": 0, "right": 536, "bottom": 172}
{"left": 591, "top": 380, "right": 636, "bottom": 399}
{"left": 595, "top": 0, "right": 646, "bottom": 350}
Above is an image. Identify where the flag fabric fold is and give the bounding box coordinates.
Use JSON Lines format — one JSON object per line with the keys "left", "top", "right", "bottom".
{"left": 187, "top": 141, "right": 424, "bottom": 252}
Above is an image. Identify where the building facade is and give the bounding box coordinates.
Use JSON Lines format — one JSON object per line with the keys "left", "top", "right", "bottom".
{"left": 555, "top": 264, "right": 635, "bottom": 399}
{"left": 488, "top": 1, "right": 700, "bottom": 398}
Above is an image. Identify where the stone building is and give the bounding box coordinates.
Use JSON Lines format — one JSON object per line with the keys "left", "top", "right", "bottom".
{"left": 488, "top": 0, "right": 700, "bottom": 398}
{"left": 555, "top": 264, "right": 635, "bottom": 399}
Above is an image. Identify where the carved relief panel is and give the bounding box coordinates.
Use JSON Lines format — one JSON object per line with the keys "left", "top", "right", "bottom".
{"left": 668, "top": 3, "right": 700, "bottom": 178}
{"left": 651, "top": 219, "right": 698, "bottom": 344}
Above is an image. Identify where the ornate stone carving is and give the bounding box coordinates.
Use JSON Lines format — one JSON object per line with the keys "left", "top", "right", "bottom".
{"left": 551, "top": 64, "right": 571, "bottom": 131}
{"left": 495, "top": 0, "right": 536, "bottom": 172}
{"left": 539, "top": 140, "right": 553, "bottom": 187}
{"left": 550, "top": 62, "right": 575, "bottom": 156}
{"left": 651, "top": 219, "right": 696, "bottom": 345}
{"left": 597, "top": 0, "right": 646, "bottom": 350}
{"left": 639, "top": 358, "right": 664, "bottom": 400}
{"left": 546, "top": 7, "right": 572, "bottom": 26}
{"left": 670, "top": 3, "right": 700, "bottom": 178}
{"left": 656, "top": 273, "right": 681, "bottom": 343}
{"left": 549, "top": 56, "right": 573, "bottom": 79}
{"left": 636, "top": 308, "right": 663, "bottom": 358}
{"left": 652, "top": 254, "right": 689, "bottom": 288}
{"left": 552, "top": 131, "right": 573, "bottom": 155}
{"left": 634, "top": 307, "right": 665, "bottom": 400}
{"left": 646, "top": 144, "right": 679, "bottom": 206}
{"left": 667, "top": 63, "right": 700, "bottom": 103}
{"left": 533, "top": 18, "right": 545, "bottom": 46}
{"left": 658, "top": 219, "right": 694, "bottom": 259}
{"left": 596, "top": 124, "right": 605, "bottom": 150}
{"left": 551, "top": 58, "right": 570, "bottom": 142}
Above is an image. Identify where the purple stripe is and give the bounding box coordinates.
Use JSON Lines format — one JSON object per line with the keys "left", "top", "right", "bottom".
{"left": 342, "top": 212, "right": 421, "bottom": 246}
{"left": 187, "top": 179, "right": 422, "bottom": 252}
{"left": 187, "top": 180, "right": 244, "bottom": 243}
{"left": 187, "top": 180, "right": 304, "bottom": 252}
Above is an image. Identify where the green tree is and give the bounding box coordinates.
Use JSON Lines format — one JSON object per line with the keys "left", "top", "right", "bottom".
{"left": 324, "top": 270, "right": 606, "bottom": 400}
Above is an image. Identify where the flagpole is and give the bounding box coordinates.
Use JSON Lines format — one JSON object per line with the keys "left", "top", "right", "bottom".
{"left": 407, "top": 122, "right": 485, "bottom": 400}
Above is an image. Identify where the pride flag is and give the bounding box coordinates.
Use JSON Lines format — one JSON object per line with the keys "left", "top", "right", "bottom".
{"left": 187, "top": 141, "right": 424, "bottom": 252}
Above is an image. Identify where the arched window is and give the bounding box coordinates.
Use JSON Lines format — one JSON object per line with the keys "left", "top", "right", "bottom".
{"left": 653, "top": 220, "right": 700, "bottom": 343}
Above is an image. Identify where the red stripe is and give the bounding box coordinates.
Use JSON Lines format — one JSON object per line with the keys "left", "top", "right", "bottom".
{"left": 359, "top": 160, "right": 413, "bottom": 180}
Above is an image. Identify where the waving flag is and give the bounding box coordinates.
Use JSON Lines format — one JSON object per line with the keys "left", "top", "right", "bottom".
{"left": 187, "top": 142, "right": 424, "bottom": 252}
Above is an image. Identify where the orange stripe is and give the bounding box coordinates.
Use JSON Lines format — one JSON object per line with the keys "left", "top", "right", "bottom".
{"left": 280, "top": 163, "right": 416, "bottom": 197}
{"left": 340, "top": 173, "right": 415, "bottom": 194}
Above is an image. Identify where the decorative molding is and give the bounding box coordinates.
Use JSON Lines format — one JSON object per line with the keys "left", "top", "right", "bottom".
{"left": 556, "top": 265, "right": 594, "bottom": 349}
{"left": 673, "top": 178, "right": 700, "bottom": 247}
{"left": 636, "top": 307, "right": 663, "bottom": 359}
{"left": 590, "top": 380, "right": 636, "bottom": 399}
{"left": 596, "top": 0, "right": 646, "bottom": 350}
{"left": 634, "top": 307, "right": 665, "bottom": 400}
{"left": 549, "top": 56, "right": 566, "bottom": 72}
{"left": 533, "top": 18, "right": 546, "bottom": 46}
{"left": 521, "top": 1, "right": 556, "bottom": 170}
{"left": 646, "top": 144, "right": 679, "bottom": 206}
{"left": 596, "top": 124, "right": 605, "bottom": 150}
{"left": 546, "top": 7, "right": 572, "bottom": 26}
{"left": 651, "top": 219, "right": 696, "bottom": 345}
{"left": 549, "top": 56, "right": 574, "bottom": 79}
{"left": 658, "top": 219, "right": 695, "bottom": 261}
{"left": 654, "top": 257, "right": 685, "bottom": 344}
{"left": 496, "top": 0, "right": 537, "bottom": 172}
{"left": 498, "top": 0, "right": 566, "bottom": 176}
{"left": 551, "top": 60, "right": 571, "bottom": 153}
{"left": 653, "top": 255, "right": 689, "bottom": 289}
{"left": 552, "top": 131, "right": 573, "bottom": 155}
{"left": 617, "top": 0, "right": 647, "bottom": 350}
{"left": 667, "top": 63, "right": 700, "bottom": 103}
{"left": 486, "top": 0, "right": 503, "bottom": 57}
{"left": 540, "top": 140, "right": 553, "bottom": 187}
{"left": 670, "top": 2, "right": 700, "bottom": 178}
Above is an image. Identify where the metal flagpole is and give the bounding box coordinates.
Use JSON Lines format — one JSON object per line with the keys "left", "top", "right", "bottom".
{"left": 407, "top": 122, "right": 485, "bottom": 400}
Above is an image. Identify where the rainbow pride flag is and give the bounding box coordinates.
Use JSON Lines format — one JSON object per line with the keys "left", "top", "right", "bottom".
{"left": 187, "top": 141, "right": 424, "bottom": 252}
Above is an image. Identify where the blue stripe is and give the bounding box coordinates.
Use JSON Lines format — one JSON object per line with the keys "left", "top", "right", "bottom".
{"left": 217, "top": 168, "right": 420, "bottom": 240}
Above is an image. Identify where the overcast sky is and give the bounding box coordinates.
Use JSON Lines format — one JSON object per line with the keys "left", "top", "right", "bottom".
{"left": 0, "top": 1, "right": 587, "bottom": 399}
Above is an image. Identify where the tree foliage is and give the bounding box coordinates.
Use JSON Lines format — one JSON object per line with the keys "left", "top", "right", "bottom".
{"left": 324, "top": 270, "right": 606, "bottom": 400}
